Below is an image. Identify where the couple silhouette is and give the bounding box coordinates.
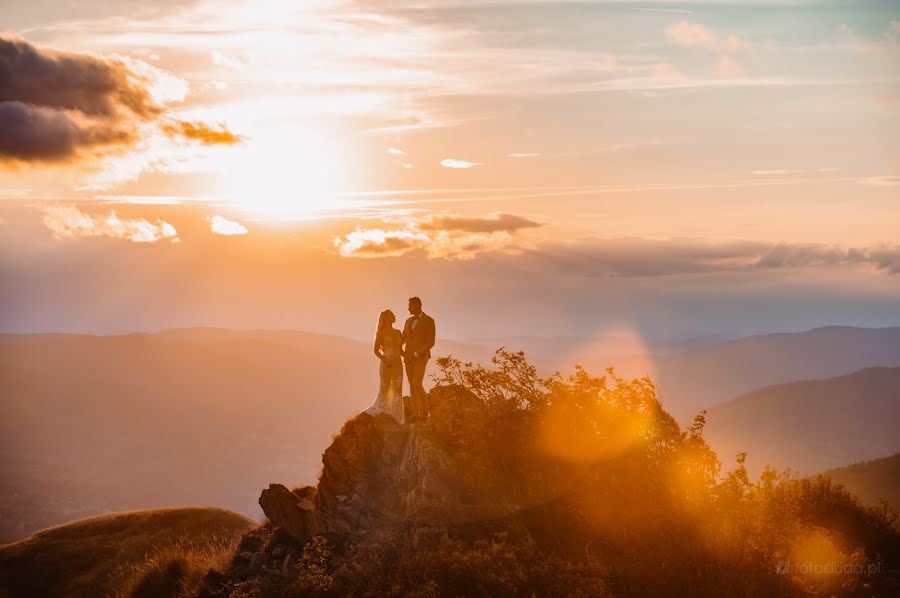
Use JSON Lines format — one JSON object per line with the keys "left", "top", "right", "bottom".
{"left": 363, "top": 296, "right": 435, "bottom": 425}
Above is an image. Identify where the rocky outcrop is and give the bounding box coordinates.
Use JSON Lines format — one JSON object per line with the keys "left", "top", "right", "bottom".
{"left": 259, "top": 411, "right": 470, "bottom": 546}
{"left": 258, "top": 484, "right": 322, "bottom": 546}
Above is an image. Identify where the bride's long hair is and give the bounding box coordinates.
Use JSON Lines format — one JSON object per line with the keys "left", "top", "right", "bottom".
{"left": 376, "top": 309, "right": 394, "bottom": 336}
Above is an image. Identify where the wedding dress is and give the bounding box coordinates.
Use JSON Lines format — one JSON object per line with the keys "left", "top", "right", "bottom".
{"left": 363, "top": 328, "right": 405, "bottom": 424}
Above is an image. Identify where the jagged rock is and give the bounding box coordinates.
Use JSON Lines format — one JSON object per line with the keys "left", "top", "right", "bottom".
{"left": 259, "top": 483, "right": 323, "bottom": 545}
{"left": 258, "top": 403, "right": 520, "bottom": 548}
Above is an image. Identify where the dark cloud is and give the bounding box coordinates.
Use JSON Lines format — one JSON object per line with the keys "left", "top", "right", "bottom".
{"left": 419, "top": 213, "right": 543, "bottom": 234}
{"left": 0, "top": 34, "right": 241, "bottom": 164}
{"left": 0, "top": 101, "right": 134, "bottom": 162}
{"left": 0, "top": 35, "right": 159, "bottom": 118}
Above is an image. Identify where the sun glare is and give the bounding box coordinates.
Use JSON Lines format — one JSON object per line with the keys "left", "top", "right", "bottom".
{"left": 218, "top": 124, "right": 344, "bottom": 218}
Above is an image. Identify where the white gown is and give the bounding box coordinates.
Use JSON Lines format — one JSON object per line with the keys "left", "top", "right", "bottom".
{"left": 363, "top": 328, "right": 405, "bottom": 424}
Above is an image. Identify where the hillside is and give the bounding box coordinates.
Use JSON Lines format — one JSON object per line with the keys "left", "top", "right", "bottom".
{"left": 822, "top": 453, "right": 900, "bottom": 512}
{"left": 0, "top": 507, "right": 252, "bottom": 598}
{"left": 197, "top": 352, "right": 900, "bottom": 597}
{"left": 703, "top": 367, "right": 900, "bottom": 476}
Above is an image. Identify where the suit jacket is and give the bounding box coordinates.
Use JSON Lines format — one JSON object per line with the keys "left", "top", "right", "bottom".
{"left": 402, "top": 313, "right": 436, "bottom": 361}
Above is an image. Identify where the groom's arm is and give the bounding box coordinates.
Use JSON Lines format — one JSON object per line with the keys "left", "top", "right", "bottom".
{"left": 423, "top": 317, "right": 435, "bottom": 355}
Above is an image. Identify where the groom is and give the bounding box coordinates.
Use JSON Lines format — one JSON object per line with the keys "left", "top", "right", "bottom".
{"left": 401, "top": 296, "right": 435, "bottom": 423}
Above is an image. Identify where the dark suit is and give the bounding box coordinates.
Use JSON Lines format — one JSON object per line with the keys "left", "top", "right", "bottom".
{"left": 401, "top": 312, "right": 435, "bottom": 420}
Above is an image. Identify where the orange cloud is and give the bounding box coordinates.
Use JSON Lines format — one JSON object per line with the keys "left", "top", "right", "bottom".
{"left": 161, "top": 120, "right": 244, "bottom": 145}
{"left": 333, "top": 213, "right": 540, "bottom": 259}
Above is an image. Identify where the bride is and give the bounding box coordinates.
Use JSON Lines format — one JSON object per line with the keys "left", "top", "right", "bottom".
{"left": 363, "top": 309, "right": 405, "bottom": 423}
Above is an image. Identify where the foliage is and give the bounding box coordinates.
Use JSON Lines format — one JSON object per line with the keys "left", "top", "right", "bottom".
{"left": 209, "top": 348, "right": 900, "bottom": 597}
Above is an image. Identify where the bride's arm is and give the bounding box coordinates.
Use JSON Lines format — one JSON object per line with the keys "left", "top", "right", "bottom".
{"left": 373, "top": 331, "right": 385, "bottom": 361}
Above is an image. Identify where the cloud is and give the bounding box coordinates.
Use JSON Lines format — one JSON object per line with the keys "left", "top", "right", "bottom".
{"left": 441, "top": 158, "right": 482, "bottom": 169}
{"left": 666, "top": 21, "right": 748, "bottom": 53}
{"left": 211, "top": 50, "right": 244, "bottom": 70}
{"left": 333, "top": 212, "right": 540, "bottom": 259}
{"left": 386, "top": 147, "right": 405, "bottom": 155}
{"left": 419, "top": 213, "right": 543, "bottom": 234}
{"left": 0, "top": 34, "right": 239, "bottom": 166}
{"left": 666, "top": 21, "right": 749, "bottom": 77}
{"left": 334, "top": 227, "right": 429, "bottom": 258}
{"left": 859, "top": 176, "right": 900, "bottom": 187}
{"left": 0, "top": 101, "right": 135, "bottom": 162}
{"left": 161, "top": 120, "right": 244, "bottom": 145}
{"left": 207, "top": 214, "right": 248, "bottom": 235}
{"left": 40, "top": 204, "right": 179, "bottom": 243}
{"left": 653, "top": 62, "right": 684, "bottom": 80}
{"left": 507, "top": 153, "right": 543, "bottom": 158}
{"left": 0, "top": 34, "right": 158, "bottom": 162}
{"left": 666, "top": 21, "right": 719, "bottom": 50}
{"left": 521, "top": 238, "right": 900, "bottom": 277}
{"left": 751, "top": 168, "right": 806, "bottom": 175}
{"left": 718, "top": 54, "right": 743, "bottom": 75}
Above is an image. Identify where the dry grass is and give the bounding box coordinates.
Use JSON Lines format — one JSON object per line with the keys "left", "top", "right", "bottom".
{"left": 113, "top": 533, "right": 241, "bottom": 598}
{"left": 0, "top": 507, "right": 253, "bottom": 598}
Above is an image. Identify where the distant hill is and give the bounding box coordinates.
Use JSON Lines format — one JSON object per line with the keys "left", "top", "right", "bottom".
{"left": 0, "top": 507, "right": 252, "bottom": 598}
{"left": 703, "top": 367, "right": 900, "bottom": 476}
{"left": 640, "top": 326, "right": 900, "bottom": 422}
{"left": 821, "top": 453, "right": 900, "bottom": 512}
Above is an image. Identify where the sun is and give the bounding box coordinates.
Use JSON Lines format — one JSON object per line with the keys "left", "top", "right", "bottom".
{"left": 218, "top": 123, "right": 344, "bottom": 218}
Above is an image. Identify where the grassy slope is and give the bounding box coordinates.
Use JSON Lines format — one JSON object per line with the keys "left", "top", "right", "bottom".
{"left": 0, "top": 507, "right": 254, "bottom": 598}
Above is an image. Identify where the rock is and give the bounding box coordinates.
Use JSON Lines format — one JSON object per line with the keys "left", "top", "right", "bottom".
{"left": 259, "top": 483, "right": 324, "bottom": 545}
{"left": 258, "top": 402, "right": 518, "bottom": 548}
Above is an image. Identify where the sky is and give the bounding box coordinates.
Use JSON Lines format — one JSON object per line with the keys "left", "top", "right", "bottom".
{"left": 0, "top": 0, "right": 898, "bottom": 341}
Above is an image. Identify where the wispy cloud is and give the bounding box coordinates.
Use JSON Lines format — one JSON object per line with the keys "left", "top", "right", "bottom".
{"left": 667, "top": 20, "right": 749, "bottom": 51}
{"left": 859, "top": 175, "right": 900, "bottom": 187}
{"left": 507, "top": 153, "right": 543, "bottom": 158}
{"left": 630, "top": 7, "right": 693, "bottom": 14}
{"left": 41, "top": 204, "right": 179, "bottom": 243}
{"left": 441, "top": 158, "right": 482, "bottom": 169}
{"left": 334, "top": 227, "right": 429, "bottom": 258}
{"left": 750, "top": 168, "right": 806, "bottom": 175}
{"left": 334, "top": 212, "right": 540, "bottom": 259}
{"left": 207, "top": 214, "right": 248, "bottom": 235}
{"left": 523, "top": 238, "right": 900, "bottom": 278}
{"left": 419, "top": 213, "right": 543, "bottom": 234}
